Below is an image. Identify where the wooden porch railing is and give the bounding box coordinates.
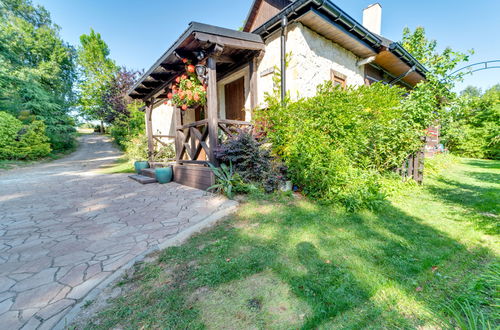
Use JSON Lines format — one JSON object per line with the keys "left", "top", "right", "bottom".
{"left": 176, "top": 119, "right": 210, "bottom": 165}
{"left": 218, "top": 119, "right": 253, "bottom": 139}
{"left": 175, "top": 119, "right": 253, "bottom": 165}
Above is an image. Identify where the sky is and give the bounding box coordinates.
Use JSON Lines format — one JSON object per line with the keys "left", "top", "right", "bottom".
{"left": 36, "top": 0, "right": 500, "bottom": 93}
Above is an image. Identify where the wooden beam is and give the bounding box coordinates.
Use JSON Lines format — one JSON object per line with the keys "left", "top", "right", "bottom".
{"left": 249, "top": 57, "right": 258, "bottom": 110}
{"left": 174, "top": 107, "right": 182, "bottom": 161}
{"left": 194, "top": 32, "right": 265, "bottom": 51}
{"left": 145, "top": 100, "right": 155, "bottom": 161}
{"left": 206, "top": 56, "right": 219, "bottom": 166}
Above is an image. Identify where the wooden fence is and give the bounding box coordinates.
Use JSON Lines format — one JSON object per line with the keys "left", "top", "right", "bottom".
{"left": 397, "top": 149, "right": 425, "bottom": 184}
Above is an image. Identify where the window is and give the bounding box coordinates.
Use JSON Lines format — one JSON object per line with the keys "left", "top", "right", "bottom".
{"left": 330, "top": 69, "right": 346, "bottom": 88}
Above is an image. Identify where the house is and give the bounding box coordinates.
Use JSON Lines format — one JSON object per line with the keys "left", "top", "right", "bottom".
{"left": 128, "top": 0, "right": 427, "bottom": 190}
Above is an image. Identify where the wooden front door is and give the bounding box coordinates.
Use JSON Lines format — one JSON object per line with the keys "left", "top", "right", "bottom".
{"left": 224, "top": 77, "right": 245, "bottom": 121}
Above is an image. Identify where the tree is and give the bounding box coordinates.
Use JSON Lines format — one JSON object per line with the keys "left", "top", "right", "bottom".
{"left": 401, "top": 26, "right": 473, "bottom": 84}
{"left": 76, "top": 28, "right": 117, "bottom": 132}
{"left": 0, "top": 0, "right": 77, "bottom": 152}
{"left": 461, "top": 85, "right": 482, "bottom": 97}
{"left": 101, "top": 67, "right": 142, "bottom": 124}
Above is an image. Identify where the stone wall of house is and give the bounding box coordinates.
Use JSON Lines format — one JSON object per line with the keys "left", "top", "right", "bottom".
{"left": 256, "top": 22, "right": 365, "bottom": 105}
{"left": 150, "top": 102, "right": 176, "bottom": 145}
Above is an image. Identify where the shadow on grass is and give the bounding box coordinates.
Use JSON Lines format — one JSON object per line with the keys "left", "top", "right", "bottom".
{"left": 86, "top": 194, "right": 498, "bottom": 329}
{"left": 426, "top": 166, "right": 499, "bottom": 235}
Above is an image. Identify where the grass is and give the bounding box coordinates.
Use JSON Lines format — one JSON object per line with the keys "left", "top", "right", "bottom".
{"left": 82, "top": 157, "right": 499, "bottom": 329}
{"left": 97, "top": 156, "right": 135, "bottom": 174}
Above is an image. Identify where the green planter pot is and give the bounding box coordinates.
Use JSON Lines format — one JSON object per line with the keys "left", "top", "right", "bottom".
{"left": 134, "top": 161, "right": 149, "bottom": 174}
{"left": 155, "top": 167, "right": 173, "bottom": 184}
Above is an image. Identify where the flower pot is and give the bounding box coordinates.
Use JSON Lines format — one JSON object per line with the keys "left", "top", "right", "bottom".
{"left": 155, "top": 167, "right": 173, "bottom": 184}
{"left": 134, "top": 161, "right": 149, "bottom": 174}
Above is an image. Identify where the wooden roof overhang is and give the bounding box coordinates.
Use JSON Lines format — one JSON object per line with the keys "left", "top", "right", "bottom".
{"left": 251, "top": 0, "right": 428, "bottom": 87}
{"left": 128, "top": 22, "right": 265, "bottom": 102}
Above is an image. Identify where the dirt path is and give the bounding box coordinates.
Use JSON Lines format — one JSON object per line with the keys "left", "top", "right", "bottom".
{"left": 0, "top": 134, "right": 236, "bottom": 329}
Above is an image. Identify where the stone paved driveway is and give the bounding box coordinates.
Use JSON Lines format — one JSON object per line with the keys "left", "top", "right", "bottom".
{"left": 0, "top": 134, "right": 235, "bottom": 329}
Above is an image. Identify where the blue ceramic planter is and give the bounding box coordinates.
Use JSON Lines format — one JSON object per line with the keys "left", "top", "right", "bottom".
{"left": 155, "top": 167, "right": 173, "bottom": 184}
{"left": 134, "top": 161, "right": 149, "bottom": 174}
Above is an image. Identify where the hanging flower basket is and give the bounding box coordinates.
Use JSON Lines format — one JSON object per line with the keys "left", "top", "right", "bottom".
{"left": 168, "top": 59, "right": 207, "bottom": 111}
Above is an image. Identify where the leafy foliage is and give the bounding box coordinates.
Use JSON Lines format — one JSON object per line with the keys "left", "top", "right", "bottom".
{"left": 214, "top": 129, "right": 285, "bottom": 193}
{"left": 0, "top": 0, "right": 77, "bottom": 153}
{"left": 258, "top": 82, "right": 436, "bottom": 210}
{"left": 0, "top": 111, "right": 51, "bottom": 159}
{"left": 170, "top": 70, "right": 207, "bottom": 110}
{"left": 442, "top": 85, "right": 500, "bottom": 159}
{"left": 101, "top": 67, "right": 142, "bottom": 124}
{"left": 208, "top": 162, "right": 238, "bottom": 198}
{"left": 76, "top": 28, "right": 117, "bottom": 126}
{"left": 401, "top": 26, "right": 472, "bottom": 82}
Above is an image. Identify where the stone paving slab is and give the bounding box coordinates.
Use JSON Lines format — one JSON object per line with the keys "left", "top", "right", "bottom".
{"left": 0, "top": 134, "right": 236, "bottom": 329}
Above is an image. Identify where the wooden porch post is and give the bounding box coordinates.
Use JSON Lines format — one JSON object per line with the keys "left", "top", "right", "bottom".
{"left": 174, "top": 106, "right": 182, "bottom": 161}
{"left": 206, "top": 56, "right": 219, "bottom": 166}
{"left": 249, "top": 57, "right": 258, "bottom": 111}
{"left": 145, "top": 100, "right": 154, "bottom": 161}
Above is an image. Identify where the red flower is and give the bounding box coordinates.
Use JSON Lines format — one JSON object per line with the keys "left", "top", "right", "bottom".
{"left": 187, "top": 64, "right": 195, "bottom": 73}
{"left": 167, "top": 92, "right": 173, "bottom": 99}
{"left": 175, "top": 76, "right": 181, "bottom": 83}
{"left": 182, "top": 58, "right": 188, "bottom": 63}
{"left": 181, "top": 104, "right": 188, "bottom": 110}
{"left": 193, "top": 93, "right": 200, "bottom": 102}
{"left": 181, "top": 74, "right": 187, "bottom": 80}
{"left": 163, "top": 101, "right": 168, "bottom": 105}
{"left": 172, "top": 85, "right": 177, "bottom": 92}
{"left": 179, "top": 91, "right": 185, "bottom": 100}
{"left": 186, "top": 81, "right": 193, "bottom": 89}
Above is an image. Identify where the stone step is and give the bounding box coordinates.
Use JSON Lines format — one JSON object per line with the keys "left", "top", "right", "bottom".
{"left": 140, "top": 168, "right": 156, "bottom": 179}
{"left": 129, "top": 174, "right": 157, "bottom": 184}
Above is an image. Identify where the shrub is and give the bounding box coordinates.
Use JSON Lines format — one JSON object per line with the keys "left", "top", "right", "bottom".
{"left": 124, "top": 134, "right": 148, "bottom": 162}
{"left": 257, "top": 82, "right": 433, "bottom": 210}
{"left": 0, "top": 111, "right": 51, "bottom": 160}
{"left": 16, "top": 120, "right": 52, "bottom": 159}
{"left": 110, "top": 102, "right": 145, "bottom": 149}
{"left": 214, "top": 129, "right": 286, "bottom": 192}
{"left": 442, "top": 87, "right": 500, "bottom": 160}
{"left": 0, "top": 111, "right": 22, "bottom": 159}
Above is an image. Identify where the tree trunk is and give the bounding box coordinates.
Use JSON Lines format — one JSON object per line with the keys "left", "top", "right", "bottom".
{"left": 100, "top": 120, "right": 104, "bottom": 134}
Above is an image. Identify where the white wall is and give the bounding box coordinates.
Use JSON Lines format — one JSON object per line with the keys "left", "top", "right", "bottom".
{"left": 150, "top": 102, "right": 176, "bottom": 144}
{"left": 256, "top": 22, "right": 365, "bottom": 105}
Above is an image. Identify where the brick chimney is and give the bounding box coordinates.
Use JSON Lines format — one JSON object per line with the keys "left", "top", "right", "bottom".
{"left": 362, "top": 3, "right": 382, "bottom": 35}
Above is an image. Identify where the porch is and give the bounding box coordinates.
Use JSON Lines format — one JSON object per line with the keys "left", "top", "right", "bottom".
{"left": 129, "top": 22, "right": 264, "bottom": 190}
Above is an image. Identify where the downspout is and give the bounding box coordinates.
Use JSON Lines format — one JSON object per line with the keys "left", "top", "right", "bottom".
{"left": 280, "top": 15, "right": 288, "bottom": 103}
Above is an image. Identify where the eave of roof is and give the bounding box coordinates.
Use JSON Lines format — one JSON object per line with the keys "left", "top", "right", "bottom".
{"left": 128, "top": 22, "right": 264, "bottom": 97}
{"left": 250, "top": 0, "right": 428, "bottom": 81}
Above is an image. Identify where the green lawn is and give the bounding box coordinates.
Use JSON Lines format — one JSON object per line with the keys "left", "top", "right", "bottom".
{"left": 83, "top": 157, "right": 499, "bottom": 329}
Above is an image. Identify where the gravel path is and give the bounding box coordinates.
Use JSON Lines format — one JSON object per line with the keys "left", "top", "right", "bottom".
{"left": 0, "top": 134, "right": 235, "bottom": 329}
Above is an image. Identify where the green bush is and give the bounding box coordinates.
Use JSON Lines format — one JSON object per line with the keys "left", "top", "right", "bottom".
{"left": 442, "top": 85, "right": 500, "bottom": 160}
{"left": 0, "top": 111, "right": 51, "bottom": 160}
{"left": 258, "top": 82, "right": 433, "bottom": 210}
{"left": 0, "top": 111, "right": 23, "bottom": 159}
{"left": 110, "top": 102, "right": 145, "bottom": 149}
{"left": 16, "top": 120, "right": 52, "bottom": 159}
{"left": 124, "top": 134, "right": 148, "bottom": 162}
{"left": 215, "top": 129, "right": 286, "bottom": 192}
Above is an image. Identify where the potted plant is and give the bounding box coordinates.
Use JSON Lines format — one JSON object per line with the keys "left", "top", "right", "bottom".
{"left": 134, "top": 160, "right": 149, "bottom": 174}
{"left": 168, "top": 60, "right": 207, "bottom": 111}
{"left": 155, "top": 166, "right": 173, "bottom": 184}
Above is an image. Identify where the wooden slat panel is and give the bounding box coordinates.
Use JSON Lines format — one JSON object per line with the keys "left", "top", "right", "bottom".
{"left": 173, "top": 165, "right": 215, "bottom": 190}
